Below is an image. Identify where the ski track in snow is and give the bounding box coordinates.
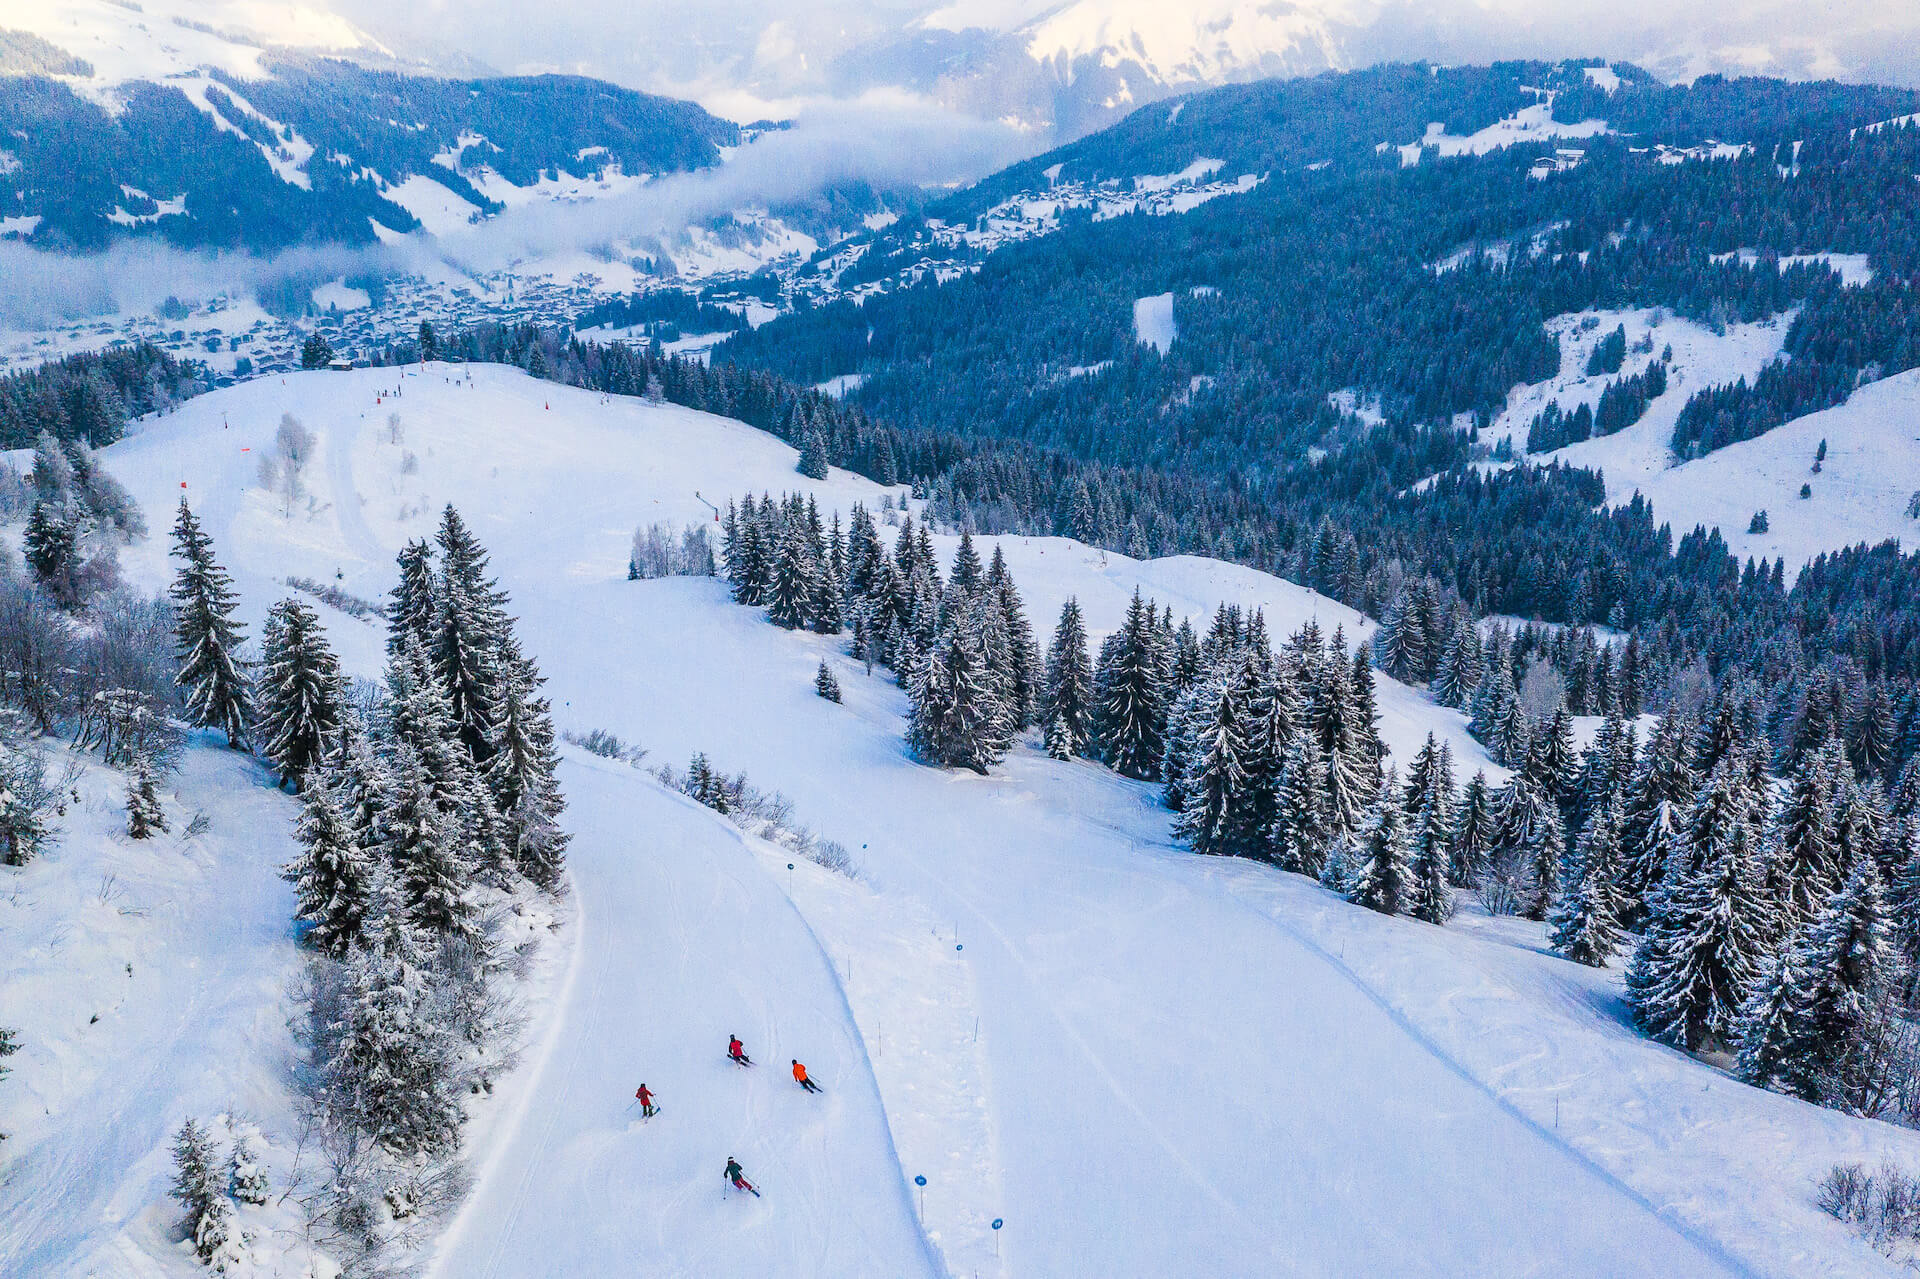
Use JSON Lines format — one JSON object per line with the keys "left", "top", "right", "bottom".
{"left": 38, "top": 361, "right": 1920, "bottom": 1277}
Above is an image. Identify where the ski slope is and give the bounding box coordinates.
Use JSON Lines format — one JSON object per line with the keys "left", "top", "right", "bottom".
{"left": 37, "top": 361, "right": 1920, "bottom": 1276}
{"left": 0, "top": 748, "right": 303, "bottom": 1274}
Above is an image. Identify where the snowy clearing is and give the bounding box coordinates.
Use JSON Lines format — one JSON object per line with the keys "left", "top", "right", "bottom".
{"left": 1133, "top": 293, "right": 1177, "bottom": 354}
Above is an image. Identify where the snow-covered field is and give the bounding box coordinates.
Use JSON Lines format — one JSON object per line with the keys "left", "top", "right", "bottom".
{"left": 1494, "top": 305, "right": 1920, "bottom": 573}
{"left": 10, "top": 363, "right": 1920, "bottom": 1275}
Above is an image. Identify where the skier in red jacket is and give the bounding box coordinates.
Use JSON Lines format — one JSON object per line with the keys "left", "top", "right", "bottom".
{"left": 635, "top": 1083, "right": 656, "bottom": 1118}
{"left": 728, "top": 1035, "right": 753, "bottom": 1066}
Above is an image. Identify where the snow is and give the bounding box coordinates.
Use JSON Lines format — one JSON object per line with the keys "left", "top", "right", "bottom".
{"left": 0, "top": 747, "right": 304, "bottom": 1273}
{"left": 814, "top": 372, "right": 867, "bottom": 397}
{"left": 381, "top": 173, "right": 483, "bottom": 236}
{"left": 1487, "top": 306, "right": 1920, "bottom": 572}
{"left": 1134, "top": 157, "right": 1225, "bottom": 192}
{"left": 310, "top": 277, "right": 371, "bottom": 312}
{"left": 1711, "top": 249, "right": 1875, "bottom": 287}
{"left": 0, "top": 214, "right": 43, "bottom": 238}
{"left": 1133, "top": 291, "right": 1176, "bottom": 353}
{"left": 1400, "top": 102, "right": 1611, "bottom": 168}
{"left": 0, "top": 0, "right": 374, "bottom": 104}
{"left": 1583, "top": 64, "right": 1622, "bottom": 93}
{"left": 1018, "top": 0, "right": 1344, "bottom": 89}
{"left": 15, "top": 362, "right": 1920, "bottom": 1274}
{"left": 1621, "top": 368, "right": 1920, "bottom": 575}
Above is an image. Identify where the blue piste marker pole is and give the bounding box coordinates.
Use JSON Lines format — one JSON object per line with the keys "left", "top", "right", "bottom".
{"left": 914, "top": 1174, "right": 926, "bottom": 1218}
{"left": 992, "top": 1218, "right": 1003, "bottom": 1260}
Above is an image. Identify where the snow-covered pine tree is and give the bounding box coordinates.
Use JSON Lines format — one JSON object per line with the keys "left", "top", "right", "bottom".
{"left": 796, "top": 429, "right": 831, "bottom": 480}
{"left": 1094, "top": 591, "right": 1168, "bottom": 780}
{"left": 1349, "top": 789, "right": 1413, "bottom": 916}
{"left": 169, "top": 499, "right": 252, "bottom": 749}
{"left": 1491, "top": 772, "right": 1562, "bottom": 919}
{"left": 815, "top": 659, "right": 843, "bottom": 703}
{"left": 126, "top": 754, "right": 167, "bottom": 839}
{"left": 228, "top": 1129, "right": 270, "bottom": 1206}
{"left": 1737, "top": 857, "right": 1890, "bottom": 1106}
{"left": 1534, "top": 703, "right": 1578, "bottom": 811}
{"left": 170, "top": 1117, "right": 234, "bottom": 1265}
{"left": 949, "top": 532, "right": 983, "bottom": 595}
{"left": 907, "top": 611, "right": 1010, "bottom": 774}
{"left": 1348, "top": 646, "right": 1384, "bottom": 793}
{"left": 1617, "top": 714, "right": 1697, "bottom": 921}
{"left": 284, "top": 770, "right": 376, "bottom": 956}
{"left": 433, "top": 506, "right": 511, "bottom": 765}
{"left": 382, "top": 739, "right": 478, "bottom": 942}
{"left": 1550, "top": 801, "right": 1625, "bottom": 966}
{"left": 1172, "top": 676, "right": 1258, "bottom": 858}
{"left": 1401, "top": 737, "right": 1456, "bottom": 923}
{"left": 1626, "top": 769, "right": 1773, "bottom": 1051}
{"left": 1046, "top": 714, "right": 1073, "bottom": 760}
{"left": 22, "top": 500, "right": 79, "bottom": 607}
{"left": 986, "top": 546, "right": 1040, "bottom": 730}
{"left": 386, "top": 538, "right": 438, "bottom": 661}
{"left": 323, "top": 870, "right": 464, "bottom": 1156}
{"left": 810, "top": 513, "right": 845, "bottom": 635}
{"left": 1310, "top": 648, "right": 1370, "bottom": 837}
{"left": 1777, "top": 739, "right": 1844, "bottom": 930}
{"left": 0, "top": 1025, "right": 16, "bottom": 1085}
{"left": 1450, "top": 769, "right": 1496, "bottom": 885}
{"left": 1043, "top": 598, "right": 1095, "bottom": 756}
{"left": 485, "top": 638, "right": 569, "bottom": 891}
{"left": 256, "top": 598, "right": 344, "bottom": 791}
{"left": 768, "top": 514, "right": 817, "bottom": 629}
{"left": 1270, "top": 729, "right": 1330, "bottom": 876}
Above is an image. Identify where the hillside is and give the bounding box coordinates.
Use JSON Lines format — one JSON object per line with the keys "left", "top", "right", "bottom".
{"left": 5, "top": 364, "right": 1917, "bottom": 1274}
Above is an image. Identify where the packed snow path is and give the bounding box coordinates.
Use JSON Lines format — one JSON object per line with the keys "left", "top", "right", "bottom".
{"left": 431, "top": 757, "right": 937, "bottom": 1278}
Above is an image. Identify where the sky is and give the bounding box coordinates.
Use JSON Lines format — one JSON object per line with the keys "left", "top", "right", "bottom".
{"left": 327, "top": 0, "right": 1920, "bottom": 118}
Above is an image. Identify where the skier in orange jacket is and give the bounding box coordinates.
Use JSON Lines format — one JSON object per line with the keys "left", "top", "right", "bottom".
{"left": 792, "top": 1059, "right": 823, "bottom": 1094}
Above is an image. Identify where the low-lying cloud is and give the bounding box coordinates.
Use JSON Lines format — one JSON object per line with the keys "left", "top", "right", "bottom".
{"left": 0, "top": 97, "right": 1026, "bottom": 331}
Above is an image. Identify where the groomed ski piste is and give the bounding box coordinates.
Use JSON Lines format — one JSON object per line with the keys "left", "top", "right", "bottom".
{"left": 10, "top": 361, "right": 1920, "bottom": 1276}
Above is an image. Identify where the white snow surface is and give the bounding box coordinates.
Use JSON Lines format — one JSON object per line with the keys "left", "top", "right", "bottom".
{"left": 1133, "top": 292, "right": 1176, "bottom": 354}
{"left": 14, "top": 363, "right": 1920, "bottom": 1275}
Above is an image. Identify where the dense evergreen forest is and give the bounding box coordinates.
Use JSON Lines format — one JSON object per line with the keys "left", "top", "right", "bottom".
{"left": 0, "top": 344, "right": 205, "bottom": 448}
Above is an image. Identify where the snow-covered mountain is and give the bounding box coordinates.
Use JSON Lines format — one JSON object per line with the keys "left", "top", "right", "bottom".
{"left": 8, "top": 362, "right": 1920, "bottom": 1275}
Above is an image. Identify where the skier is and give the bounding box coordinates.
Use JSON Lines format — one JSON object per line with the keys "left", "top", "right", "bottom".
{"left": 635, "top": 1083, "right": 657, "bottom": 1118}
{"left": 791, "top": 1060, "right": 823, "bottom": 1094}
{"left": 724, "top": 1156, "right": 760, "bottom": 1198}
{"left": 727, "top": 1035, "right": 753, "bottom": 1066}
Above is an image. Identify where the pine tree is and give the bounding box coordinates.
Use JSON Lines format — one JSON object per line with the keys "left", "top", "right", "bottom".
{"left": 284, "top": 771, "right": 376, "bottom": 956}
{"left": 485, "top": 639, "right": 569, "bottom": 891}
{"left": 1402, "top": 739, "right": 1456, "bottom": 923}
{"left": 1046, "top": 713, "right": 1073, "bottom": 761}
{"left": 256, "top": 599, "right": 344, "bottom": 791}
{"left": 986, "top": 547, "right": 1040, "bottom": 730}
{"left": 1043, "top": 598, "right": 1095, "bottom": 755}
{"left": 1492, "top": 773, "right": 1562, "bottom": 919}
{"left": 387, "top": 539, "right": 438, "bottom": 661}
{"left": 1270, "top": 729, "right": 1330, "bottom": 876}
{"left": 1350, "top": 793, "right": 1413, "bottom": 916}
{"left": 1777, "top": 740, "right": 1843, "bottom": 931}
{"left": 1172, "top": 677, "right": 1257, "bottom": 857}
{"left": 383, "top": 739, "right": 478, "bottom": 941}
{"left": 1737, "top": 858, "right": 1890, "bottom": 1106}
{"left": 1550, "top": 802, "right": 1625, "bottom": 966}
{"left": 169, "top": 499, "right": 252, "bottom": 748}
{"left": 433, "top": 506, "right": 511, "bottom": 765}
{"left": 815, "top": 659, "right": 843, "bottom": 703}
{"left": 125, "top": 755, "right": 167, "bottom": 839}
{"left": 22, "top": 499, "right": 78, "bottom": 607}
{"left": 324, "top": 871, "right": 464, "bottom": 1155}
{"left": 768, "top": 515, "right": 817, "bottom": 629}
{"left": 0, "top": 1025, "right": 16, "bottom": 1085}
{"left": 229, "top": 1128, "right": 270, "bottom": 1206}
{"left": 907, "top": 612, "right": 1010, "bottom": 774}
{"left": 796, "top": 429, "right": 831, "bottom": 480}
{"left": 170, "top": 1117, "right": 234, "bottom": 1265}
{"left": 1451, "top": 770, "right": 1496, "bottom": 885}
{"left": 1094, "top": 591, "right": 1168, "bottom": 780}
{"left": 1626, "top": 772, "right": 1772, "bottom": 1051}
